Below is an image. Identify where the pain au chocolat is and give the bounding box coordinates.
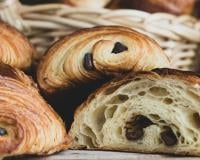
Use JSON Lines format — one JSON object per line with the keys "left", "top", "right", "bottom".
{"left": 69, "top": 68, "right": 200, "bottom": 156}
{"left": 0, "top": 21, "right": 34, "bottom": 70}
{"left": 0, "top": 63, "right": 70, "bottom": 159}
{"left": 37, "top": 26, "right": 169, "bottom": 93}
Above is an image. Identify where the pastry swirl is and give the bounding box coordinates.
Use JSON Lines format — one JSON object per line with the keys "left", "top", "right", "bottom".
{"left": 0, "top": 63, "right": 69, "bottom": 158}
{"left": 37, "top": 26, "right": 170, "bottom": 93}
{"left": 0, "top": 21, "right": 34, "bottom": 70}
{"left": 69, "top": 68, "right": 200, "bottom": 156}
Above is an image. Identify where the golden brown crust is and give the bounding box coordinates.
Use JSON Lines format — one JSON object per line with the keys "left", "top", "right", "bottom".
{"left": 37, "top": 26, "right": 170, "bottom": 93}
{"left": 0, "top": 21, "right": 34, "bottom": 70}
{"left": 152, "top": 68, "right": 200, "bottom": 84}
{"left": 0, "top": 63, "right": 70, "bottom": 158}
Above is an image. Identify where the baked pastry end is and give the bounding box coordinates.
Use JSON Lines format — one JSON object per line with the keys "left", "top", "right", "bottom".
{"left": 69, "top": 68, "right": 200, "bottom": 156}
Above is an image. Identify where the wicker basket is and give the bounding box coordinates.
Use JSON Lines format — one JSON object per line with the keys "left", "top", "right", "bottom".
{"left": 0, "top": 0, "right": 200, "bottom": 71}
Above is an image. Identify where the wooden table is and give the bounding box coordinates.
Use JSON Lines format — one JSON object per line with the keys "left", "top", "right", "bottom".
{"left": 9, "top": 150, "right": 200, "bottom": 160}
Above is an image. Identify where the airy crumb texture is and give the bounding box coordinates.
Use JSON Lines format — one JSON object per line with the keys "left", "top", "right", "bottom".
{"left": 69, "top": 68, "right": 200, "bottom": 156}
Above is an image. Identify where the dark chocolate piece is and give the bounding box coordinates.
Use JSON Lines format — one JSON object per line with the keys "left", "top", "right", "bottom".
{"left": 83, "top": 53, "right": 95, "bottom": 71}
{"left": 161, "top": 127, "right": 177, "bottom": 146}
{"left": 0, "top": 127, "right": 7, "bottom": 136}
{"left": 125, "top": 115, "right": 153, "bottom": 141}
{"left": 132, "top": 115, "right": 154, "bottom": 128}
{"left": 193, "top": 113, "right": 200, "bottom": 128}
{"left": 112, "top": 42, "right": 128, "bottom": 54}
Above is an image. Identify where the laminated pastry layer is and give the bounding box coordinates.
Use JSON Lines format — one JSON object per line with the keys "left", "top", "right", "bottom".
{"left": 0, "top": 21, "right": 34, "bottom": 70}
{"left": 37, "top": 26, "right": 169, "bottom": 93}
{"left": 69, "top": 68, "right": 200, "bottom": 156}
{"left": 0, "top": 63, "right": 70, "bottom": 158}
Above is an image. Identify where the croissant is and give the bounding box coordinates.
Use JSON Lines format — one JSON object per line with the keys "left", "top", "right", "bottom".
{"left": 61, "top": 0, "right": 111, "bottom": 8}
{"left": 69, "top": 68, "right": 200, "bottom": 156}
{"left": 0, "top": 21, "right": 34, "bottom": 70}
{"left": 0, "top": 63, "right": 70, "bottom": 159}
{"left": 37, "top": 26, "right": 170, "bottom": 93}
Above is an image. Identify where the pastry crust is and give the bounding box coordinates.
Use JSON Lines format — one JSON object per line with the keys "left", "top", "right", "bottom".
{"left": 61, "top": 0, "right": 111, "bottom": 8}
{"left": 37, "top": 26, "right": 170, "bottom": 93}
{"left": 0, "top": 21, "right": 34, "bottom": 70}
{"left": 0, "top": 63, "right": 70, "bottom": 158}
{"left": 69, "top": 68, "right": 200, "bottom": 156}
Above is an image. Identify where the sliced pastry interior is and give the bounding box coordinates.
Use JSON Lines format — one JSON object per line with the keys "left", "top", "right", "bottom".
{"left": 0, "top": 21, "right": 34, "bottom": 70}
{"left": 69, "top": 68, "right": 200, "bottom": 156}
{"left": 37, "top": 26, "right": 169, "bottom": 93}
{"left": 0, "top": 63, "right": 69, "bottom": 159}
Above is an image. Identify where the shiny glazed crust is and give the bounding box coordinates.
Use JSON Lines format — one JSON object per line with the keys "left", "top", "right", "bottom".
{"left": 0, "top": 21, "right": 34, "bottom": 70}
{"left": 0, "top": 63, "right": 70, "bottom": 158}
{"left": 37, "top": 26, "right": 170, "bottom": 93}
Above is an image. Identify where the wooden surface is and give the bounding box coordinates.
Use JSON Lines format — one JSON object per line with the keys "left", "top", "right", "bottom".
{"left": 9, "top": 150, "right": 200, "bottom": 160}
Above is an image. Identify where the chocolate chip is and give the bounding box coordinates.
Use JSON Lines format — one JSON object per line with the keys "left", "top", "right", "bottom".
{"left": 112, "top": 42, "right": 128, "bottom": 54}
{"left": 0, "top": 127, "right": 7, "bottom": 136}
{"left": 125, "top": 115, "right": 153, "bottom": 141}
{"left": 193, "top": 113, "right": 200, "bottom": 128}
{"left": 132, "top": 115, "right": 154, "bottom": 128}
{"left": 126, "top": 126, "right": 144, "bottom": 140}
{"left": 83, "top": 53, "right": 95, "bottom": 71}
{"left": 160, "top": 127, "right": 177, "bottom": 146}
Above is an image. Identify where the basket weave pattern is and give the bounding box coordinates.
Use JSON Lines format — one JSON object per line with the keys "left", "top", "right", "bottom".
{"left": 0, "top": 0, "right": 200, "bottom": 71}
